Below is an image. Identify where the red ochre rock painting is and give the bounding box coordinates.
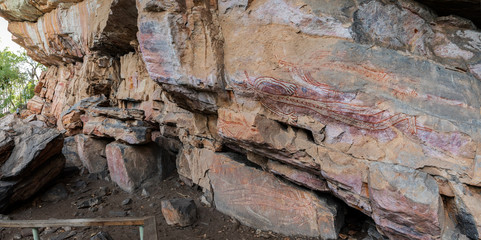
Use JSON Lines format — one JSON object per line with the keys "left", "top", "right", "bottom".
{"left": 233, "top": 60, "right": 473, "bottom": 159}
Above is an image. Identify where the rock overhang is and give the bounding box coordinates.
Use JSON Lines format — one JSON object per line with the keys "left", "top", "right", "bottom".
{"left": 4, "top": 0, "right": 138, "bottom": 66}
{"left": 1, "top": 0, "right": 481, "bottom": 239}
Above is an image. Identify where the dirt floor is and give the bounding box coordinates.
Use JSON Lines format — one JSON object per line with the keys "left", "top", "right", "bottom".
{"left": 0, "top": 168, "right": 371, "bottom": 240}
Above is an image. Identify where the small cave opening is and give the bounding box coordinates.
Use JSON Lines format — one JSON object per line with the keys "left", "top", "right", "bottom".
{"left": 415, "top": 0, "right": 481, "bottom": 28}
{"left": 92, "top": 0, "right": 139, "bottom": 56}
{"left": 338, "top": 205, "right": 379, "bottom": 239}
{"left": 219, "top": 144, "right": 266, "bottom": 169}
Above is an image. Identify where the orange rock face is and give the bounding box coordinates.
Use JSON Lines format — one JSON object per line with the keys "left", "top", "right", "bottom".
{"left": 26, "top": 96, "right": 44, "bottom": 114}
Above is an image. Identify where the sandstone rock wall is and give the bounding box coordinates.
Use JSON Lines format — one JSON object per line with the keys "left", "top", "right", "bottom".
{"left": 3, "top": 0, "right": 481, "bottom": 239}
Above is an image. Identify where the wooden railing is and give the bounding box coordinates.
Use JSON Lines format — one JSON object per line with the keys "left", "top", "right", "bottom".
{"left": 0, "top": 217, "right": 158, "bottom": 240}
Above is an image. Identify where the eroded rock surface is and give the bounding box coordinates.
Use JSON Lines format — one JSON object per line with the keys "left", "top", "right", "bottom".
{"left": 76, "top": 134, "right": 110, "bottom": 173}
{"left": 161, "top": 198, "right": 198, "bottom": 227}
{"left": 0, "top": 130, "right": 14, "bottom": 166}
{"left": 209, "top": 153, "right": 344, "bottom": 239}
{"left": 369, "top": 163, "right": 444, "bottom": 239}
{"left": 0, "top": 115, "right": 65, "bottom": 213}
{"left": 2, "top": 0, "right": 481, "bottom": 238}
{"left": 106, "top": 141, "right": 174, "bottom": 192}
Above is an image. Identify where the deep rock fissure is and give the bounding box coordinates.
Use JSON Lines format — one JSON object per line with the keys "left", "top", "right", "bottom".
{"left": 414, "top": 0, "right": 481, "bottom": 29}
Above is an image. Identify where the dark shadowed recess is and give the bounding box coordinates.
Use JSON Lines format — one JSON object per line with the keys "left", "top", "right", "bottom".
{"left": 92, "top": 0, "right": 139, "bottom": 56}
{"left": 416, "top": 0, "right": 481, "bottom": 28}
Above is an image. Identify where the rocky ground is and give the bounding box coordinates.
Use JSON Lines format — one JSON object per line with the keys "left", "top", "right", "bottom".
{"left": 0, "top": 169, "right": 373, "bottom": 240}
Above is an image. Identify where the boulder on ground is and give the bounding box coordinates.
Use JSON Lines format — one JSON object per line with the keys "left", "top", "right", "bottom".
{"left": 0, "top": 154, "right": 65, "bottom": 212}
{"left": 161, "top": 198, "right": 197, "bottom": 227}
{"left": 62, "top": 136, "right": 82, "bottom": 169}
{"left": 1, "top": 115, "right": 64, "bottom": 180}
{"left": 106, "top": 141, "right": 175, "bottom": 192}
{"left": 76, "top": 134, "right": 110, "bottom": 173}
{"left": 0, "top": 115, "right": 65, "bottom": 213}
{"left": 90, "top": 231, "right": 113, "bottom": 240}
{"left": 208, "top": 152, "right": 345, "bottom": 239}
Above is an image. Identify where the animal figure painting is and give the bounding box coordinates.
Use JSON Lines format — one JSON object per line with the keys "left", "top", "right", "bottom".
{"left": 232, "top": 59, "right": 474, "bottom": 160}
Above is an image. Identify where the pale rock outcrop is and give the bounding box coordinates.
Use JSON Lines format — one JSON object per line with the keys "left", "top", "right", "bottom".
{"left": 118, "top": 52, "right": 163, "bottom": 122}
{"left": 136, "top": 0, "right": 481, "bottom": 238}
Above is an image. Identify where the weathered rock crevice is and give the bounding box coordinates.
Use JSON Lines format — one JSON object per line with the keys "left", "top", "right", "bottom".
{"left": 92, "top": 0, "right": 139, "bottom": 55}
{"left": 2, "top": 0, "right": 481, "bottom": 239}
{"left": 415, "top": 0, "right": 481, "bottom": 28}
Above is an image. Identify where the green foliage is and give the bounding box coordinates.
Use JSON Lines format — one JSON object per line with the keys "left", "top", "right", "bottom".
{"left": 0, "top": 49, "right": 45, "bottom": 117}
